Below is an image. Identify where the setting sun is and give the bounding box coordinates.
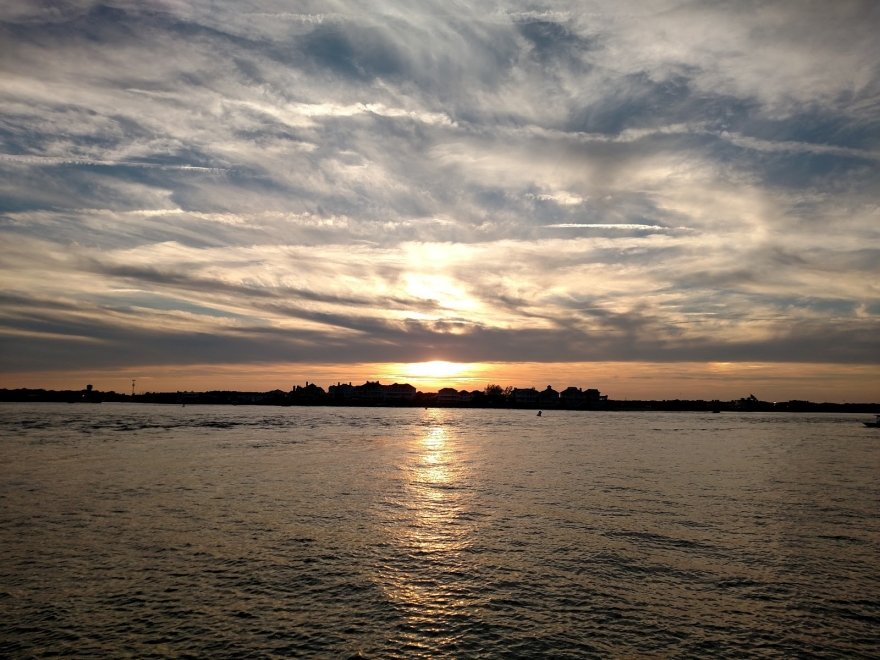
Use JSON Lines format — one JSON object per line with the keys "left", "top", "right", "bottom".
{"left": 403, "top": 361, "right": 471, "bottom": 380}
{"left": 371, "top": 360, "right": 488, "bottom": 390}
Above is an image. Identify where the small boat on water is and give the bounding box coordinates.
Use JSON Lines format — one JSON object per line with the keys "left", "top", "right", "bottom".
{"left": 863, "top": 415, "right": 880, "bottom": 428}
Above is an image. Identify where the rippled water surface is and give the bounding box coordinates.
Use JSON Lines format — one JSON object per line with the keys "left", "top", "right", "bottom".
{"left": 2, "top": 403, "right": 879, "bottom": 657}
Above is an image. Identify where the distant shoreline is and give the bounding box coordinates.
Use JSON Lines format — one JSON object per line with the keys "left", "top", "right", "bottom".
{"left": 1, "top": 388, "right": 877, "bottom": 413}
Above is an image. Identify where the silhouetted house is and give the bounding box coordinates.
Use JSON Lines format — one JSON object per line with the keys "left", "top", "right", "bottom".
{"left": 329, "top": 382, "right": 356, "bottom": 401}
{"left": 353, "top": 381, "right": 385, "bottom": 404}
{"left": 328, "top": 381, "right": 417, "bottom": 405}
{"left": 385, "top": 383, "right": 417, "bottom": 403}
{"left": 560, "top": 386, "right": 587, "bottom": 407}
{"left": 511, "top": 387, "right": 539, "bottom": 406}
{"left": 291, "top": 382, "right": 326, "bottom": 403}
{"left": 558, "top": 386, "right": 608, "bottom": 408}
{"left": 538, "top": 385, "right": 559, "bottom": 406}
{"left": 437, "top": 387, "right": 461, "bottom": 405}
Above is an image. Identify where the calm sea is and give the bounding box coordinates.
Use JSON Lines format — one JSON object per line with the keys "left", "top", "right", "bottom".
{"left": 1, "top": 403, "right": 878, "bottom": 658}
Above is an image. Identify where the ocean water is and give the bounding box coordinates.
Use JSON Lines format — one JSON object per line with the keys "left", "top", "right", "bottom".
{"left": 1, "top": 403, "right": 878, "bottom": 658}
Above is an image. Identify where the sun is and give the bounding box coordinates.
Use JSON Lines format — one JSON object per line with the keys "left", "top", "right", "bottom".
{"left": 403, "top": 361, "right": 470, "bottom": 380}
{"left": 377, "top": 360, "right": 487, "bottom": 389}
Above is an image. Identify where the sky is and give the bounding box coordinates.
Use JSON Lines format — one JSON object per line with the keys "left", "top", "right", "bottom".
{"left": 1, "top": 0, "right": 879, "bottom": 402}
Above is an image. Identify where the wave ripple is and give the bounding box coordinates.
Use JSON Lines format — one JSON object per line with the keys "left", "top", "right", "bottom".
{"left": 1, "top": 404, "right": 879, "bottom": 657}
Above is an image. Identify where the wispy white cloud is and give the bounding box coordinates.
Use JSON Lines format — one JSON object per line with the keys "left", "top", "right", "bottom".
{"left": 719, "top": 132, "right": 880, "bottom": 160}
{"left": 0, "top": 154, "right": 227, "bottom": 171}
{"left": 546, "top": 223, "right": 691, "bottom": 231}
{"left": 526, "top": 191, "right": 585, "bottom": 205}
{"left": 0, "top": 0, "right": 878, "bottom": 388}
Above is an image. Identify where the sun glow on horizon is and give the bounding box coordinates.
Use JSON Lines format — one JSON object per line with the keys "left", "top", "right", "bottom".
{"left": 372, "top": 360, "right": 487, "bottom": 389}
{"left": 402, "top": 360, "right": 474, "bottom": 381}
{"left": 4, "top": 361, "right": 877, "bottom": 403}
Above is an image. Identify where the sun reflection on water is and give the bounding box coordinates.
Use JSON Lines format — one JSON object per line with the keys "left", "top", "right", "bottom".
{"left": 407, "top": 412, "right": 468, "bottom": 554}
{"left": 417, "top": 426, "right": 451, "bottom": 505}
{"left": 378, "top": 409, "right": 475, "bottom": 643}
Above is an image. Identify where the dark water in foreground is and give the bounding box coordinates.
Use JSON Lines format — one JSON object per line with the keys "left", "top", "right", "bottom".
{"left": 1, "top": 404, "right": 878, "bottom": 658}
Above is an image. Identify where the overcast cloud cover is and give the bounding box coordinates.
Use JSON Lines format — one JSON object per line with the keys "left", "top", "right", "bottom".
{"left": 1, "top": 0, "right": 878, "bottom": 394}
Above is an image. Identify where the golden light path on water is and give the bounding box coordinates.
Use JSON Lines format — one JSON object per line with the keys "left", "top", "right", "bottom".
{"left": 3, "top": 406, "right": 879, "bottom": 656}
{"left": 379, "top": 409, "right": 475, "bottom": 648}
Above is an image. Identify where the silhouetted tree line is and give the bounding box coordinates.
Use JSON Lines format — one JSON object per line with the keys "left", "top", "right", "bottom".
{"left": 0, "top": 385, "right": 877, "bottom": 412}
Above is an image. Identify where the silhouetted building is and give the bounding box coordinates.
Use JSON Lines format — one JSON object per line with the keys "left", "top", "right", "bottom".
{"left": 560, "top": 386, "right": 586, "bottom": 407}
{"left": 437, "top": 387, "right": 461, "bottom": 404}
{"left": 511, "top": 387, "right": 539, "bottom": 406}
{"left": 559, "top": 386, "right": 608, "bottom": 408}
{"left": 351, "top": 381, "right": 384, "bottom": 404}
{"left": 538, "top": 385, "right": 559, "bottom": 406}
{"left": 385, "top": 383, "right": 417, "bottom": 402}
{"left": 291, "top": 382, "right": 326, "bottom": 403}
{"left": 79, "top": 383, "right": 102, "bottom": 403}
{"left": 329, "top": 382, "right": 356, "bottom": 401}
{"left": 328, "top": 381, "right": 417, "bottom": 404}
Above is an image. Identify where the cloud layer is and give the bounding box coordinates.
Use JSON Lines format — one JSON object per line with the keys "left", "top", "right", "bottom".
{"left": 1, "top": 1, "right": 879, "bottom": 391}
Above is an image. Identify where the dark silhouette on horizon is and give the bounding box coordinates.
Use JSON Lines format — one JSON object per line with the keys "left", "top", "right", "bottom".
{"left": 1, "top": 381, "right": 877, "bottom": 413}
